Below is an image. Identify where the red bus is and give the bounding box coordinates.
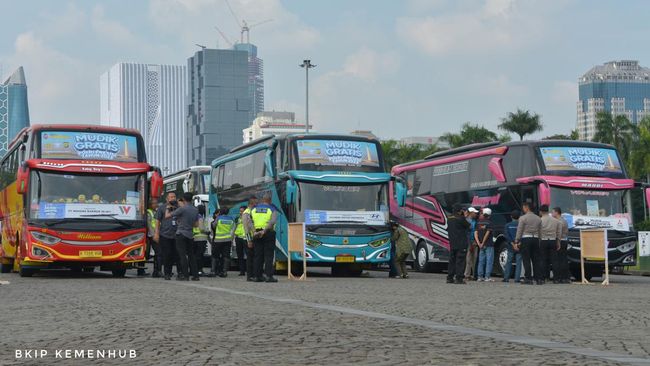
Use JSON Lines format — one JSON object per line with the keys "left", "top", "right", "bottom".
{"left": 390, "top": 140, "right": 647, "bottom": 280}
{"left": 0, "top": 125, "right": 162, "bottom": 277}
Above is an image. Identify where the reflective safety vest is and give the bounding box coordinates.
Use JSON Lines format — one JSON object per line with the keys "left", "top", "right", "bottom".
{"left": 234, "top": 218, "right": 246, "bottom": 239}
{"left": 147, "top": 209, "right": 157, "bottom": 236}
{"left": 251, "top": 204, "right": 274, "bottom": 230}
{"left": 214, "top": 215, "right": 235, "bottom": 240}
{"left": 193, "top": 216, "right": 208, "bottom": 241}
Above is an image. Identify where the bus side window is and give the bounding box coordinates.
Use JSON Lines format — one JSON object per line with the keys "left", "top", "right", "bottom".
{"left": 521, "top": 186, "right": 536, "bottom": 209}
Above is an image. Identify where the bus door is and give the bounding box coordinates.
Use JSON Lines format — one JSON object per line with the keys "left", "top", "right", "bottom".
{"left": 520, "top": 185, "right": 537, "bottom": 209}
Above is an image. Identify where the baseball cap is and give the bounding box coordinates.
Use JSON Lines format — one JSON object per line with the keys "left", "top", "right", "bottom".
{"left": 482, "top": 208, "right": 492, "bottom": 216}
{"left": 468, "top": 207, "right": 479, "bottom": 213}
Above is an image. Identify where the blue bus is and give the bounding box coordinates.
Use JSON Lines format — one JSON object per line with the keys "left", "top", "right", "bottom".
{"left": 209, "top": 134, "right": 406, "bottom": 276}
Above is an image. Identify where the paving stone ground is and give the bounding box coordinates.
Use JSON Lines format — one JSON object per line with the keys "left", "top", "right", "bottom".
{"left": 1, "top": 267, "right": 649, "bottom": 365}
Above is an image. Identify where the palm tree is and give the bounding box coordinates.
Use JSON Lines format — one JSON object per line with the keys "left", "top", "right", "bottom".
{"left": 592, "top": 112, "right": 637, "bottom": 161}
{"left": 381, "top": 140, "right": 441, "bottom": 171}
{"left": 499, "top": 109, "right": 543, "bottom": 140}
{"left": 440, "top": 122, "right": 499, "bottom": 148}
{"left": 629, "top": 116, "right": 650, "bottom": 179}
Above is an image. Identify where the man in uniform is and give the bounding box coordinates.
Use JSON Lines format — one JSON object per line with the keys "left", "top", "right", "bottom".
{"left": 251, "top": 194, "right": 279, "bottom": 283}
{"left": 514, "top": 202, "right": 542, "bottom": 285}
{"left": 171, "top": 193, "right": 200, "bottom": 281}
{"left": 234, "top": 206, "right": 248, "bottom": 276}
{"left": 464, "top": 207, "right": 479, "bottom": 281}
{"left": 154, "top": 192, "right": 178, "bottom": 280}
{"left": 539, "top": 205, "right": 561, "bottom": 284}
{"left": 242, "top": 197, "right": 257, "bottom": 281}
{"left": 447, "top": 204, "right": 470, "bottom": 284}
{"left": 210, "top": 208, "right": 235, "bottom": 277}
{"left": 552, "top": 207, "right": 570, "bottom": 284}
{"left": 193, "top": 204, "right": 210, "bottom": 276}
{"left": 146, "top": 201, "right": 161, "bottom": 277}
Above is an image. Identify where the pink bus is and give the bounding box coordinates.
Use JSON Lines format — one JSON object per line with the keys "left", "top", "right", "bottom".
{"left": 390, "top": 140, "right": 646, "bottom": 280}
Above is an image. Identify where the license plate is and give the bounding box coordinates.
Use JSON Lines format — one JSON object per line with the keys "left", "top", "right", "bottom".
{"left": 79, "top": 250, "right": 102, "bottom": 258}
{"left": 335, "top": 256, "right": 355, "bottom": 263}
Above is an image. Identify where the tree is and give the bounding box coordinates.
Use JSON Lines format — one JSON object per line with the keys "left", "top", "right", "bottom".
{"left": 499, "top": 108, "right": 543, "bottom": 140}
{"left": 543, "top": 130, "right": 578, "bottom": 140}
{"left": 381, "top": 140, "right": 441, "bottom": 171}
{"left": 439, "top": 122, "right": 500, "bottom": 148}
{"left": 592, "top": 112, "right": 637, "bottom": 161}
{"left": 629, "top": 116, "right": 650, "bottom": 180}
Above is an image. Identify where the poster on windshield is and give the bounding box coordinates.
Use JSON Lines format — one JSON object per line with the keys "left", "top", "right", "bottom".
{"left": 566, "top": 214, "right": 630, "bottom": 231}
{"left": 41, "top": 131, "right": 138, "bottom": 162}
{"left": 304, "top": 210, "right": 386, "bottom": 226}
{"left": 540, "top": 147, "right": 623, "bottom": 173}
{"left": 38, "top": 203, "right": 137, "bottom": 220}
{"left": 297, "top": 140, "right": 380, "bottom": 167}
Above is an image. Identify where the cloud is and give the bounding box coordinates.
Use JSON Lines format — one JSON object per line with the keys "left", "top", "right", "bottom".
{"left": 91, "top": 5, "right": 138, "bottom": 47}
{"left": 342, "top": 47, "right": 400, "bottom": 82}
{"left": 474, "top": 74, "right": 528, "bottom": 97}
{"left": 396, "top": 0, "right": 544, "bottom": 56}
{"left": 551, "top": 80, "right": 578, "bottom": 104}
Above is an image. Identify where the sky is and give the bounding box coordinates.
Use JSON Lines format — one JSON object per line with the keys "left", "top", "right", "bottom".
{"left": 1, "top": 0, "right": 649, "bottom": 141}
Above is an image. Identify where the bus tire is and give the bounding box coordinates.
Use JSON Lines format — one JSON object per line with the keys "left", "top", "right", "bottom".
{"left": 414, "top": 242, "right": 433, "bottom": 273}
{"left": 112, "top": 269, "right": 127, "bottom": 278}
{"left": 19, "top": 266, "right": 35, "bottom": 277}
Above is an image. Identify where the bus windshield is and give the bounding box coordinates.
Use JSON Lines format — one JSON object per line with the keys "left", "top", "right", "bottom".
{"left": 296, "top": 182, "right": 389, "bottom": 226}
{"left": 29, "top": 171, "right": 146, "bottom": 222}
{"left": 550, "top": 187, "right": 631, "bottom": 229}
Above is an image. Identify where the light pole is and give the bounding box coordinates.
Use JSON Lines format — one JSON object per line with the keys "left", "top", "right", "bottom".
{"left": 300, "top": 60, "right": 315, "bottom": 133}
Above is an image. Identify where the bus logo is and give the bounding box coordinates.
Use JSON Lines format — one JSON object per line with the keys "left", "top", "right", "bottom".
{"left": 119, "top": 206, "right": 132, "bottom": 215}
{"left": 343, "top": 238, "right": 349, "bottom": 244}
{"left": 78, "top": 233, "right": 101, "bottom": 240}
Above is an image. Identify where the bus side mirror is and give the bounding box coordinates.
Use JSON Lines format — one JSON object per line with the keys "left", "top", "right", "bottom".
{"left": 150, "top": 171, "right": 163, "bottom": 199}
{"left": 16, "top": 164, "right": 29, "bottom": 195}
{"left": 286, "top": 180, "right": 297, "bottom": 205}
{"left": 538, "top": 183, "right": 550, "bottom": 207}
{"left": 395, "top": 182, "right": 406, "bottom": 207}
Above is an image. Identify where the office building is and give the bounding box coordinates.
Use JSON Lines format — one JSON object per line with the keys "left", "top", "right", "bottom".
{"left": 243, "top": 111, "right": 313, "bottom": 143}
{"left": 577, "top": 60, "right": 650, "bottom": 140}
{"left": 234, "top": 43, "right": 264, "bottom": 124}
{"left": 100, "top": 63, "right": 187, "bottom": 174}
{"left": 187, "top": 48, "right": 251, "bottom": 165}
{"left": 0, "top": 67, "right": 30, "bottom": 155}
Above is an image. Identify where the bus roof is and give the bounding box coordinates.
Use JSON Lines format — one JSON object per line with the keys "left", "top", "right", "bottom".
{"left": 9, "top": 124, "right": 143, "bottom": 150}
{"left": 394, "top": 139, "right": 618, "bottom": 171}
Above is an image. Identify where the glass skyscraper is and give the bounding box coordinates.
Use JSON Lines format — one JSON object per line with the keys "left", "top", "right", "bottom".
{"left": 0, "top": 67, "right": 30, "bottom": 155}
{"left": 233, "top": 43, "right": 264, "bottom": 124}
{"left": 577, "top": 60, "right": 650, "bottom": 140}
{"left": 186, "top": 48, "right": 252, "bottom": 165}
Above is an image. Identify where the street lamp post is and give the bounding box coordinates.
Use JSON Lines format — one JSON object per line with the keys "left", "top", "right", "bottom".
{"left": 300, "top": 60, "right": 316, "bottom": 133}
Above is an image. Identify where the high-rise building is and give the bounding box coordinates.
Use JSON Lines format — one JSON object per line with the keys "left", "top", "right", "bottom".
{"left": 186, "top": 48, "right": 251, "bottom": 165}
{"left": 577, "top": 60, "right": 650, "bottom": 140}
{"left": 243, "top": 111, "right": 314, "bottom": 143}
{"left": 0, "top": 67, "right": 30, "bottom": 155}
{"left": 233, "top": 43, "right": 264, "bottom": 124}
{"left": 100, "top": 63, "right": 187, "bottom": 174}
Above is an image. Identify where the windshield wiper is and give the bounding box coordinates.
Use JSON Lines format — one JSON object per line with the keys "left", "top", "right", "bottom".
{"left": 79, "top": 214, "right": 133, "bottom": 228}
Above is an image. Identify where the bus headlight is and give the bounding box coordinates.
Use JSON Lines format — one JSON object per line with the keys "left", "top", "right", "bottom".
{"left": 306, "top": 238, "right": 321, "bottom": 248}
{"left": 617, "top": 242, "right": 636, "bottom": 253}
{"left": 118, "top": 233, "right": 145, "bottom": 246}
{"left": 32, "top": 246, "right": 51, "bottom": 258}
{"left": 30, "top": 231, "right": 61, "bottom": 245}
{"left": 369, "top": 237, "right": 390, "bottom": 248}
{"left": 127, "top": 247, "right": 143, "bottom": 257}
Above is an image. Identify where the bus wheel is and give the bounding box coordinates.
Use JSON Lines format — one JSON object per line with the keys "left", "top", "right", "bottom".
{"left": 19, "top": 266, "right": 35, "bottom": 277}
{"left": 112, "top": 269, "right": 127, "bottom": 278}
{"left": 413, "top": 242, "right": 433, "bottom": 273}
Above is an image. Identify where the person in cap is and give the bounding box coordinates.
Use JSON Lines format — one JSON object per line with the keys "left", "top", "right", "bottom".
{"left": 390, "top": 220, "right": 411, "bottom": 279}
{"left": 503, "top": 210, "right": 523, "bottom": 283}
{"left": 514, "top": 202, "right": 542, "bottom": 285}
{"left": 464, "top": 207, "right": 480, "bottom": 281}
{"left": 251, "top": 194, "right": 279, "bottom": 283}
{"left": 447, "top": 204, "right": 471, "bottom": 284}
{"left": 539, "top": 204, "right": 561, "bottom": 284}
{"left": 475, "top": 207, "right": 495, "bottom": 282}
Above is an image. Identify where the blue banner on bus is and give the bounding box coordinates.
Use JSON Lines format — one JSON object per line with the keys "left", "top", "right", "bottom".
{"left": 297, "top": 139, "right": 380, "bottom": 167}
{"left": 41, "top": 131, "right": 138, "bottom": 162}
{"left": 539, "top": 147, "right": 623, "bottom": 173}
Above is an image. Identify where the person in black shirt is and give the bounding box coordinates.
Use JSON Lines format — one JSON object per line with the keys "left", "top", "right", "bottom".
{"left": 447, "top": 204, "right": 471, "bottom": 284}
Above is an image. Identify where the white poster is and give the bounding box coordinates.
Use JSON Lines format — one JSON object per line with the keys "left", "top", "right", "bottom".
{"left": 639, "top": 231, "right": 650, "bottom": 257}
{"left": 569, "top": 215, "right": 630, "bottom": 232}
{"left": 64, "top": 204, "right": 137, "bottom": 220}
{"left": 304, "top": 210, "right": 387, "bottom": 226}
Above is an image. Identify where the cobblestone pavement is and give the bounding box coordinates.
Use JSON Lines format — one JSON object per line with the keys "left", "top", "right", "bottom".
{"left": 1, "top": 267, "right": 649, "bottom": 365}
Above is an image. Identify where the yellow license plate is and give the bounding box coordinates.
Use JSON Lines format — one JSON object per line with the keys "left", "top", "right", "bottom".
{"left": 335, "top": 256, "right": 355, "bottom": 263}
{"left": 79, "top": 250, "right": 102, "bottom": 258}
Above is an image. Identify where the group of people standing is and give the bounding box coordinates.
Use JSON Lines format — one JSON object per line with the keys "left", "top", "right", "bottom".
{"left": 446, "top": 202, "right": 570, "bottom": 285}
{"left": 144, "top": 192, "right": 279, "bottom": 283}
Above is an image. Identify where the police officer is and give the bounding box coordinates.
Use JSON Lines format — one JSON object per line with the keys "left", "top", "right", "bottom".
{"left": 242, "top": 197, "right": 257, "bottom": 281}
{"left": 146, "top": 201, "right": 161, "bottom": 277}
{"left": 539, "top": 205, "right": 561, "bottom": 283}
{"left": 154, "top": 192, "right": 179, "bottom": 280}
{"left": 514, "top": 202, "right": 542, "bottom": 285}
{"left": 210, "top": 208, "right": 235, "bottom": 277}
{"left": 552, "top": 207, "right": 570, "bottom": 284}
{"left": 251, "top": 194, "right": 278, "bottom": 283}
{"left": 234, "top": 206, "right": 248, "bottom": 276}
{"left": 193, "top": 204, "right": 209, "bottom": 276}
{"left": 447, "top": 204, "right": 470, "bottom": 284}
